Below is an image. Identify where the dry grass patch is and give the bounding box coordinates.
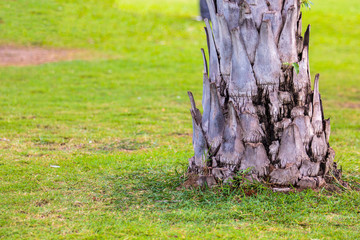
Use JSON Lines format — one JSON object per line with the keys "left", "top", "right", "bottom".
{"left": 0, "top": 45, "right": 99, "bottom": 66}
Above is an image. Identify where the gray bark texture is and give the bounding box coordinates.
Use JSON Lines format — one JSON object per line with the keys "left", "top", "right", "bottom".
{"left": 187, "top": 0, "right": 338, "bottom": 189}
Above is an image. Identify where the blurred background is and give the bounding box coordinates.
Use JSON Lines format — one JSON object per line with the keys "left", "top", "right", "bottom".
{"left": 0, "top": 0, "right": 358, "bottom": 165}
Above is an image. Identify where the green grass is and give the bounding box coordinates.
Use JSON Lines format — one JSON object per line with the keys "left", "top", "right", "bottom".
{"left": 0, "top": 0, "right": 359, "bottom": 239}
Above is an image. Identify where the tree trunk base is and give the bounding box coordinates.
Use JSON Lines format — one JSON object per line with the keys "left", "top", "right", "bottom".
{"left": 183, "top": 156, "right": 347, "bottom": 191}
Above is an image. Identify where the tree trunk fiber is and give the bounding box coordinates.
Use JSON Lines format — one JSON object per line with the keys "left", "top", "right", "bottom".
{"left": 187, "top": 0, "right": 338, "bottom": 189}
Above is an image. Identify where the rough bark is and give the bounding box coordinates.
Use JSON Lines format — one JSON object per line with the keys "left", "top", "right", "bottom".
{"left": 187, "top": 0, "right": 340, "bottom": 189}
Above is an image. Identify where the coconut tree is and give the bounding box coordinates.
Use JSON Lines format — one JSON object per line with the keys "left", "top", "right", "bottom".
{"left": 187, "top": 0, "right": 338, "bottom": 189}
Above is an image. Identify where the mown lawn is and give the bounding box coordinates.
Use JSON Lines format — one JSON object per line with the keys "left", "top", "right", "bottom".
{"left": 0, "top": 0, "right": 359, "bottom": 239}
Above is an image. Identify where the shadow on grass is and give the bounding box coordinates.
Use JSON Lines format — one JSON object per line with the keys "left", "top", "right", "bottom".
{"left": 106, "top": 165, "right": 360, "bottom": 224}
{"left": 109, "top": 165, "right": 263, "bottom": 208}
{"left": 102, "top": 163, "right": 360, "bottom": 227}
{"left": 112, "top": 166, "right": 353, "bottom": 205}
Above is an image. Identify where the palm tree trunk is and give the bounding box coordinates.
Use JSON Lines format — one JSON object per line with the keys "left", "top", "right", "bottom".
{"left": 187, "top": 0, "right": 338, "bottom": 189}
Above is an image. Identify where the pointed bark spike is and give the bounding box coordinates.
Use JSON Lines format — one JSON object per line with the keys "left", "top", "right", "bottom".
{"left": 313, "top": 73, "right": 320, "bottom": 104}
{"left": 262, "top": 11, "right": 283, "bottom": 44}
{"left": 270, "top": 165, "right": 300, "bottom": 186}
{"left": 240, "top": 143, "right": 270, "bottom": 177}
{"left": 297, "top": 12, "right": 302, "bottom": 37}
{"left": 296, "top": 12, "right": 303, "bottom": 54}
{"left": 239, "top": 112, "right": 265, "bottom": 143}
{"left": 308, "top": 101, "right": 313, "bottom": 118}
{"left": 205, "top": 18, "right": 221, "bottom": 85}
{"left": 253, "top": 19, "right": 282, "bottom": 87}
{"left": 206, "top": 0, "right": 220, "bottom": 50}
{"left": 293, "top": 115, "right": 314, "bottom": 151}
{"left": 300, "top": 159, "right": 320, "bottom": 177}
{"left": 190, "top": 110, "right": 209, "bottom": 169}
{"left": 247, "top": 0, "right": 269, "bottom": 29}
{"left": 201, "top": 48, "right": 209, "bottom": 75}
{"left": 188, "top": 91, "right": 202, "bottom": 124}
{"left": 312, "top": 74, "right": 323, "bottom": 134}
{"left": 188, "top": 91, "right": 197, "bottom": 112}
{"left": 277, "top": 124, "right": 309, "bottom": 168}
{"left": 312, "top": 115, "right": 323, "bottom": 135}
{"left": 297, "top": 176, "right": 317, "bottom": 189}
{"left": 218, "top": 101, "right": 245, "bottom": 167}
{"left": 223, "top": 0, "right": 240, "bottom": 30}
{"left": 303, "top": 25, "right": 312, "bottom": 82}
{"left": 204, "top": 27, "right": 211, "bottom": 58}
{"left": 302, "top": 45, "right": 311, "bottom": 80}
{"left": 229, "top": 27, "right": 258, "bottom": 99}
{"left": 208, "top": 82, "right": 225, "bottom": 151}
{"left": 311, "top": 132, "right": 328, "bottom": 162}
{"left": 202, "top": 74, "right": 211, "bottom": 132}
{"left": 278, "top": 5, "right": 298, "bottom": 63}
{"left": 303, "top": 24, "right": 311, "bottom": 49}
{"left": 282, "top": 0, "right": 299, "bottom": 21}
{"left": 240, "top": 12, "right": 259, "bottom": 64}
{"left": 293, "top": 45, "right": 311, "bottom": 106}
{"left": 297, "top": 35, "right": 303, "bottom": 55}
{"left": 216, "top": 14, "right": 232, "bottom": 77}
